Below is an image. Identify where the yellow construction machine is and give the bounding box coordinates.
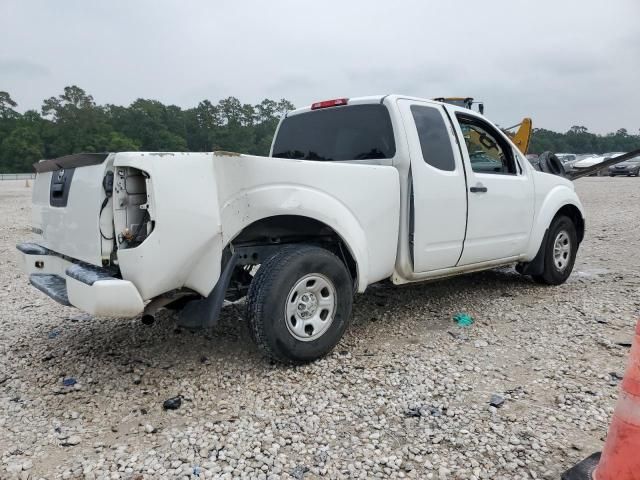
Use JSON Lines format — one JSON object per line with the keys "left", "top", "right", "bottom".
{"left": 433, "top": 97, "right": 532, "bottom": 155}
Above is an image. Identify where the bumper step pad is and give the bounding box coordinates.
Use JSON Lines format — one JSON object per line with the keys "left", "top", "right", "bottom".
{"left": 29, "top": 274, "right": 71, "bottom": 306}
{"left": 66, "top": 263, "right": 118, "bottom": 285}
{"left": 29, "top": 263, "right": 119, "bottom": 308}
{"left": 16, "top": 242, "right": 49, "bottom": 255}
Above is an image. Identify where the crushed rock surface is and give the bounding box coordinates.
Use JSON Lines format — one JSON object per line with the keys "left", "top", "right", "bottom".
{"left": 0, "top": 177, "right": 638, "bottom": 479}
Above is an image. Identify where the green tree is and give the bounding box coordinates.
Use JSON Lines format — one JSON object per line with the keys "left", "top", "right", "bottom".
{"left": 0, "top": 91, "right": 19, "bottom": 119}
{"left": 185, "top": 100, "right": 223, "bottom": 151}
{"left": 41, "top": 85, "right": 111, "bottom": 157}
{"left": 530, "top": 126, "right": 640, "bottom": 154}
{"left": 105, "top": 132, "right": 140, "bottom": 151}
{"left": 0, "top": 126, "right": 44, "bottom": 172}
{"left": 569, "top": 125, "right": 588, "bottom": 134}
{"left": 108, "top": 99, "right": 187, "bottom": 151}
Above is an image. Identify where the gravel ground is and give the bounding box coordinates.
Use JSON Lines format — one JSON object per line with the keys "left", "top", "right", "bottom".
{"left": 1, "top": 177, "right": 638, "bottom": 480}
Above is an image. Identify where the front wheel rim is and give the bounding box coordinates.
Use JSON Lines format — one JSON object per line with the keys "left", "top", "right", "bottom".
{"left": 553, "top": 230, "right": 571, "bottom": 271}
{"left": 285, "top": 273, "right": 337, "bottom": 342}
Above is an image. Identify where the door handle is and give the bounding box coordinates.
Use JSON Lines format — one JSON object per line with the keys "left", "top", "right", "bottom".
{"left": 470, "top": 184, "right": 488, "bottom": 193}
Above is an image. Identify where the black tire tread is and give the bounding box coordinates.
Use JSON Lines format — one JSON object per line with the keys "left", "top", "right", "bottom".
{"left": 246, "top": 244, "right": 349, "bottom": 364}
{"left": 533, "top": 215, "right": 577, "bottom": 285}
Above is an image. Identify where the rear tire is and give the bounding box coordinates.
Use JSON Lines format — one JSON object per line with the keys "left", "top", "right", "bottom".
{"left": 532, "top": 215, "right": 578, "bottom": 285}
{"left": 246, "top": 244, "right": 353, "bottom": 364}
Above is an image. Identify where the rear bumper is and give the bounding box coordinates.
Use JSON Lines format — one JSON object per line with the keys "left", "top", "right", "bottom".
{"left": 17, "top": 242, "right": 144, "bottom": 317}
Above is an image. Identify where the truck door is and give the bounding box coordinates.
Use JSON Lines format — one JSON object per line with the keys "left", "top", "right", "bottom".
{"left": 397, "top": 99, "right": 468, "bottom": 272}
{"left": 448, "top": 109, "right": 534, "bottom": 265}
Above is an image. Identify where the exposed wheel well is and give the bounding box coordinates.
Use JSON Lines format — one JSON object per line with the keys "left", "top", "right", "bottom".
{"left": 554, "top": 204, "right": 585, "bottom": 244}
{"left": 229, "top": 215, "right": 358, "bottom": 285}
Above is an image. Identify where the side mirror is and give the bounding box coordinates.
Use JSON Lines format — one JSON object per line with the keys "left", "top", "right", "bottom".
{"left": 478, "top": 103, "right": 485, "bottom": 115}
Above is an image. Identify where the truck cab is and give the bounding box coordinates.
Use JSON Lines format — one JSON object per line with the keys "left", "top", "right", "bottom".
{"left": 272, "top": 95, "right": 583, "bottom": 284}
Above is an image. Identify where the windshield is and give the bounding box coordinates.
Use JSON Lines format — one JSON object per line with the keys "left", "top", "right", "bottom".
{"left": 272, "top": 104, "right": 395, "bottom": 161}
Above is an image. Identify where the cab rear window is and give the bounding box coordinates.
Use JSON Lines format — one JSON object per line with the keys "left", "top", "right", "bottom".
{"left": 272, "top": 104, "right": 395, "bottom": 161}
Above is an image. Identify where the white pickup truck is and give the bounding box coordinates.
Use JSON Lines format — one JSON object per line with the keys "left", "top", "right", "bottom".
{"left": 17, "top": 95, "right": 585, "bottom": 363}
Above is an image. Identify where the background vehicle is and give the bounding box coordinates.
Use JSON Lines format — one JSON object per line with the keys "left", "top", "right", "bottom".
{"left": 17, "top": 95, "right": 586, "bottom": 363}
{"left": 556, "top": 153, "right": 578, "bottom": 172}
{"left": 608, "top": 155, "right": 640, "bottom": 176}
{"left": 573, "top": 152, "right": 625, "bottom": 176}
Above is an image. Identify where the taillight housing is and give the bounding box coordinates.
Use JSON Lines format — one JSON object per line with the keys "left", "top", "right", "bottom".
{"left": 311, "top": 98, "right": 349, "bottom": 110}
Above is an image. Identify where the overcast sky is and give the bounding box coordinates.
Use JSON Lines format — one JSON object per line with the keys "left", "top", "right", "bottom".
{"left": 2, "top": 0, "right": 639, "bottom": 133}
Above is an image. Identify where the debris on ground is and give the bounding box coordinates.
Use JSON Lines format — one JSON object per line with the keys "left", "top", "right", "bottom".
{"left": 489, "top": 394, "right": 505, "bottom": 408}
{"left": 62, "top": 377, "right": 77, "bottom": 387}
{"left": 291, "top": 465, "right": 309, "bottom": 479}
{"left": 405, "top": 405, "right": 423, "bottom": 417}
{"left": 453, "top": 312, "right": 474, "bottom": 326}
{"left": 47, "top": 329, "right": 61, "bottom": 339}
{"left": 144, "top": 424, "right": 156, "bottom": 434}
{"left": 609, "top": 372, "right": 623, "bottom": 385}
{"left": 405, "top": 404, "right": 442, "bottom": 417}
{"left": 59, "top": 435, "right": 81, "bottom": 447}
{"left": 447, "top": 330, "right": 469, "bottom": 341}
{"left": 163, "top": 396, "right": 182, "bottom": 410}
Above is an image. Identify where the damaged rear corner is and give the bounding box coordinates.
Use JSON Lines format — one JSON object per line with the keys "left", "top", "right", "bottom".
{"left": 111, "top": 166, "right": 155, "bottom": 261}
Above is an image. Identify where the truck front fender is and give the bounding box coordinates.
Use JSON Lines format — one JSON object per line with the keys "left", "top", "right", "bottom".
{"left": 526, "top": 183, "right": 585, "bottom": 260}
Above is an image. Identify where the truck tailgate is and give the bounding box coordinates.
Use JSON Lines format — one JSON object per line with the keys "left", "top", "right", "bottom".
{"left": 31, "top": 154, "right": 112, "bottom": 266}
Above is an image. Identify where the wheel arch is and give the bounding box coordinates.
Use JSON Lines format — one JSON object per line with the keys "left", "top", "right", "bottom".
{"left": 553, "top": 204, "right": 585, "bottom": 244}
{"left": 519, "top": 200, "right": 584, "bottom": 277}
{"left": 526, "top": 185, "right": 586, "bottom": 260}
{"left": 179, "top": 213, "right": 364, "bottom": 330}
{"left": 229, "top": 214, "right": 359, "bottom": 287}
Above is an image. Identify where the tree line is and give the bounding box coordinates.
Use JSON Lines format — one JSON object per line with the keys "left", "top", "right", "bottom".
{"left": 0, "top": 86, "right": 638, "bottom": 172}
{"left": 0, "top": 86, "right": 294, "bottom": 173}
{"left": 529, "top": 125, "right": 640, "bottom": 156}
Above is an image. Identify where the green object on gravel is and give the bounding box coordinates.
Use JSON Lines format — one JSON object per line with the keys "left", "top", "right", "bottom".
{"left": 453, "top": 313, "right": 474, "bottom": 326}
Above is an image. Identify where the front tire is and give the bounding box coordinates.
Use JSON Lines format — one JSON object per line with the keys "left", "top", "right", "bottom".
{"left": 532, "top": 215, "right": 578, "bottom": 285}
{"left": 246, "top": 244, "right": 353, "bottom": 364}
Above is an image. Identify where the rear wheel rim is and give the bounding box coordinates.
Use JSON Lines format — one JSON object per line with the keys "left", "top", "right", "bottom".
{"left": 553, "top": 230, "right": 571, "bottom": 271}
{"left": 285, "top": 273, "right": 337, "bottom": 342}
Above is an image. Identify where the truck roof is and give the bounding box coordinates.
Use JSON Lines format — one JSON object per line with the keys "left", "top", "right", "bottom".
{"left": 286, "top": 95, "right": 446, "bottom": 117}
